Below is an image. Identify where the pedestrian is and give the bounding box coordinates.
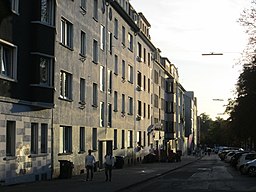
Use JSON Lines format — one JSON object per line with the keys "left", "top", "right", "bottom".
{"left": 85, "top": 149, "right": 95, "bottom": 181}
{"left": 104, "top": 152, "right": 115, "bottom": 182}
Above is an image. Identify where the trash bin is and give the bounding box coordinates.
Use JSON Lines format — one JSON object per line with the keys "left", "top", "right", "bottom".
{"left": 115, "top": 156, "right": 124, "bottom": 169}
{"left": 59, "top": 160, "right": 74, "bottom": 179}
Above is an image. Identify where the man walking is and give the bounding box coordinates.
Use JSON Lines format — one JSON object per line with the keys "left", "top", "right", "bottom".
{"left": 104, "top": 152, "right": 115, "bottom": 182}
{"left": 85, "top": 149, "right": 95, "bottom": 181}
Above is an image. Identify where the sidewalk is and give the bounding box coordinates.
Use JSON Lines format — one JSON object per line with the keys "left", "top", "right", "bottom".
{"left": 1, "top": 155, "right": 200, "bottom": 192}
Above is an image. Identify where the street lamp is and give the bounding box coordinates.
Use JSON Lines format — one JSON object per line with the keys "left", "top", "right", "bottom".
{"left": 202, "top": 52, "right": 223, "bottom": 56}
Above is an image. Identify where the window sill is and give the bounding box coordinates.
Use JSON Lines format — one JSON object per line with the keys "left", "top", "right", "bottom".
{"left": 59, "top": 43, "right": 74, "bottom": 51}
{"left": 58, "top": 152, "right": 73, "bottom": 156}
{"left": 59, "top": 97, "right": 73, "bottom": 102}
{"left": 78, "top": 151, "right": 86, "bottom": 154}
{"left": 92, "top": 60, "right": 98, "bottom": 65}
{"left": 28, "top": 153, "right": 49, "bottom": 158}
{"left": 92, "top": 104, "right": 98, "bottom": 108}
{"left": 3, "top": 156, "right": 17, "bottom": 161}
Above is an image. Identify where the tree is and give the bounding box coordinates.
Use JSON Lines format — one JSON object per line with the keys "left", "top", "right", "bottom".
{"left": 225, "top": 1, "right": 256, "bottom": 150}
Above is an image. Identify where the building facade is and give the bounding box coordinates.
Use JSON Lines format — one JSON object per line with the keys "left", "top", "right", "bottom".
{"left": 0, "top": 0, "right": 199, "bottom": 185}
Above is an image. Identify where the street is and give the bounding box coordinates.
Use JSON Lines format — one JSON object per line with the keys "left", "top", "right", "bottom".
{"left": 120, "top": 154, "right": 256, "bottom": 192}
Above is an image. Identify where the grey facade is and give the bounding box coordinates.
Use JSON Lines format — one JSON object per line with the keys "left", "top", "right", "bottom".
{"left": 0, "top": 0, "right": 199, "bottom": 185}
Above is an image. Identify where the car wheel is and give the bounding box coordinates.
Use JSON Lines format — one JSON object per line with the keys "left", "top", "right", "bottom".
{"left": 248, "top": 167, "right": 256, "bottom": 177}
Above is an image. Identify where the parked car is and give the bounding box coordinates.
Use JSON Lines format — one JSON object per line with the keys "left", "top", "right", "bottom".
{"left": 243, "top": 159, "right": 256, "bottom": 177}
{"left": 230, "top": 151, "right": 247, "bottom": 168}
{"left": 224, "top": 151, "right": 237, "bottom": 163}
{"left": 219, "top": 150, "right": 231, "bottom": 161}
{"left": 237, "top": 153, "right": 256, "bottom": 172}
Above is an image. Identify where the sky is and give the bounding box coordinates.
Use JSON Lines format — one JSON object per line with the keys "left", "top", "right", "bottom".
{"left": 130, "top": 0, "right": 251, "bottom": 120}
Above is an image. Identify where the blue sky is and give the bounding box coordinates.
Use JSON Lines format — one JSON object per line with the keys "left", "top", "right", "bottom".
{"left": 131, "top": 0, "right": 251, "bottom": 119}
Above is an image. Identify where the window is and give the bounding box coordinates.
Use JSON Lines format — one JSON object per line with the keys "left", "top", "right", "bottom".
{"left": 0, "top": 40, "right": 17, "bottom": 80}
{"left": 166, "top": 81, "right": 173, "bottom": 93}
{"left": 148, "top": 78, "right": 150, "bottom": 93}
{"left": 81, "top": 0, "right": 87, "bottom": 10}
{"left": 114, "top": 55, "right": 118, "bottom": 75}
{"left": 31, "top": 123, "right": 39, "bottom": 154}
{"left": 121, "top": 94, "right": 125, "bottom": 113}
{"left": 61, "top": 18, "right": 73, "bottom": 48}
{"left": 122, "top": 60, "right": 125, "bottom": 79}
{"left": 143, "top": 75, "right": 146, "bottom": 91}
{"left": 80, "top": 78, "right": 86, "bottom": 103}
{"left": 93, "top": 39, "right": 99, "bottom": 63}
{"left": 137, "top": 71, "right": 142, "bottom": 88}
{"left": 121, "top": 26, "right": 125, "bottom": 46}
{"left": 100, "top": 101, "right": 105, "bottom": 127}
{"left": 137, "top": 100, "right": 142, "bottom": 116}
{"left": 114, "top": 129, "right": 117, "bottom": 149}
{"left": 59, "top": 126, "right": 72, "bottom": 153}
{"left": 137, "top": 131, "right": 141, "bottom": 146}
{"left": 41, "top": 0, "right": 54, "bottom": 25}
{"left": 128, "top": 33, "right": 133, "bottom": 51}
{"left": 143, "top": 131, "right": 146, "bottom": 147}
{"left": 154, "top": 70, "right": 159, "bottom": 84}
{"left": 92, "top": 128, "right": 97, "bottom": 150}
{"left": 107, "top": 69, "right": 112, "bottom": 93}
{"left": 114, "top": 18, "right": 118, "bottom": 39}
{"left": 121, "top": 130, "right": 125, "bottom": 148}
{"left": 108, "top": 31, "right": 112, "bottom": 54}
{"left": 107, "top": 103, "right": 112, "bottom": 127}
{"left": 93, "top": 0, "right": 98, "bottom": 20}
{"left": 60, "top": 71, "right": 72, "bottom": 100}
{"left": 128, "top": 96, "right": 133, "bottom": 115}
{"left": 137, "top": 42, "right": 142, "bottom": 59}
{"left": 128, "top": 65, "right": 133, "bottom": 83}
{"left": 148, "top": 53, "right": 151, "bottom": 66}
{"left": 41, "top": 124, "right": 48, "bottom": 153}
{"left": 148, "top": 104, "right": 150, "bottom": 119}
{"left": 80, "top": 127, "right": 85, "bottom": 152}
{"left": 11, "top": 0, "right": 19, "bottom": 13}
{"left": 114, "top": 91, "right": 118, "bottom": 112}
{"left": 143, "top": 102, "right": 146, "bottom": 118}
{"left": 6, "top": 121, "right": 16, "bottom": 156}
{"left": 39, "top": 57, "right": 52, "bottom": 86}
{"left": 92, "top": 83, "right": 98, "bottom": 107}
{"left": 128, "top": 130, "right": 133, "bottom": 148}
{"left": 154, "top": 94, "right": 159, "bottom": 108}
{"left": 100, "top": 25, "right": 106, "bottom": 50}
{"left": 143, "top": 48, "right": 146, "bottom": 63}
{"left": 80, "top": 31, "right": 86, "bottom": 56}
{"left": 100, "top": 66, "right": 105, "bottom": 91}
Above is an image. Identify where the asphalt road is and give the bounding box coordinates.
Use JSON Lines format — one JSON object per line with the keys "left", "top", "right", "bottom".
{"left": 121, "top": 154, "right": 256, "bottom": 192}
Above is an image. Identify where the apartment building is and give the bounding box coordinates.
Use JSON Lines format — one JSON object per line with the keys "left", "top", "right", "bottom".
{"left": 0, "top": 0, "right": 54, "bottom": 184}
{"left": 0, "top": 0, "right": 198, "bottom": 185}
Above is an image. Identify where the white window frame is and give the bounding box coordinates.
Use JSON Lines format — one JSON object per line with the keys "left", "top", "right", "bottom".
{"left": 121, "top": 26, "right": 125, "bottom": 45}
{"left": 128, "top": 96, "right": 133, "bottom": 115}
{"left": 100, "top": 25, "right": 106, "bottom": 50}
{"left": 128, "top": 65, "right": 133, "bottom": 83}
{"left": 59, "top": 126, "right": 72, "bottom": 153}
{"left": 60, "top": 70, "right": 72, "bottom": 100}
{"left": 128, "top": 33, "right": 133, "bottom": 51}
{"left": 61, "top": 18, "right": 73, "bottom": 48}
{"left": 100, "top": 101, "right": 105, "bottom": 127}
{"left": 100, "top": 65, "right": 105, "bottom": 91}
{"left": 0, "top": 39, "right": 17, "bottom": 80}
{"left": 108, "top": 31, "right": 112, "bottom": 54}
